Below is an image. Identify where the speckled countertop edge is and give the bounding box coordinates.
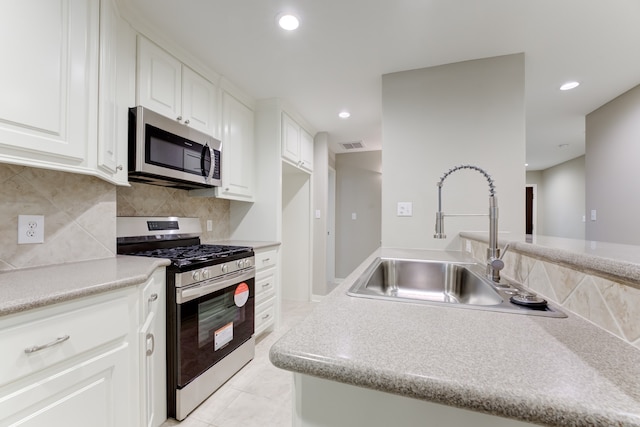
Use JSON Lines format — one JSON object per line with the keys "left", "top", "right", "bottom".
{"left": 0, "top": 256, "right": 171, "bottom": 317}
{"left": 460, "top": 232, "right": 640, "bottom": 289}
{"left": 270, "top": 247, "right": 640, "bottom": 427}
{"left": 204, "top": 240, "right": 281, "bottom": 250}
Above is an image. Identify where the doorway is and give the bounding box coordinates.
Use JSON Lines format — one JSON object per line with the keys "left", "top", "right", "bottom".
{"left": 525, "top": 184, "right": 537, "bottom": 235}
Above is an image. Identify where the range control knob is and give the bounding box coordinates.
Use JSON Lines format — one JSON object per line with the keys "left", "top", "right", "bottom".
{"left": 237, "top": 260, "right": 244, "bottom": 268}
{"left": 221, "top": 264, "right": 228, "bottom": 274}
{"left": 202, "top": 269, "right": 210, "bottom": 279}
{"left": 192, "top": 270, "right": 200, "bottom": 281}
{"left": 245, "top": 258, "right": 253, "bottom": 268}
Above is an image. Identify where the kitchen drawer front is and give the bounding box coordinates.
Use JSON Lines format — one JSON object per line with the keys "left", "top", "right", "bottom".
{"left": 254, "top": 298, "right": 275, "bottom": 336}
{"left": 255, "top": 248, "right": 277, "bottom": 271}
{"left": 255, "top": 270, "right": 276, "bottom": 305}
{"left": 0, "top": 294, "right": 130, "bottom": 386}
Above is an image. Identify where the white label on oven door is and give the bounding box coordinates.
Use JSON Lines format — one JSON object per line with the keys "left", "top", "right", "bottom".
{"left": 214, "top": 322, "right": 233, "bottom": 351}
{"left": 234, "top": 282, "right": 249, "bottom": 307}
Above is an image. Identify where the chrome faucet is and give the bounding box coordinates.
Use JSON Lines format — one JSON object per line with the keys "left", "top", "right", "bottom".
{"left": 433, "top": 164, "right": 505, "bottom": 282}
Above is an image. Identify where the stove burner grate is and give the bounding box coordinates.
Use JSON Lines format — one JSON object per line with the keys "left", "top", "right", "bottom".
{"left": 130, "top": 244, "right": 252, "bottom": 267}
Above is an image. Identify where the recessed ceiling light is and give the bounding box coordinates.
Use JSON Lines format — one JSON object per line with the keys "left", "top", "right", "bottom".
{"left": 338, "top": 111, "right": 351, "bottom": 119}
{"left": 560, "top": 81, "right": 580, "bottom": 91}
{"left": 278, "top": 14, "right": 299, "bottom": 31}
{"left": 525, "top": 163, "right": 529, "bottom": 167}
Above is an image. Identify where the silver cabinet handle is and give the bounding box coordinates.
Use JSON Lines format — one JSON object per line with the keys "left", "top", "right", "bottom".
{"left": 262, "top": 258, "right": 270, "bottom": 263}
{"left": 116, "top": 165, "right": 123, "bottom": 171}
{"left": 184, "top": 119, "right": 190, "bottom": 124}
{"left": 262, "top": 282, "right": 271, "bottom": 288}
{"left": 177, "top": 116, "right": 182, "bottom": 121}
{"left": 24, "top": 335, "right": 70, "bottom": 354}
{"left": 146, "top": 333, "right": 155, "bottom": 356}
{"left": 148, "top": 293, "right": 158, "bottom": 303}
{"left": 262, "top": 314, "right": 270, "bottom": 320}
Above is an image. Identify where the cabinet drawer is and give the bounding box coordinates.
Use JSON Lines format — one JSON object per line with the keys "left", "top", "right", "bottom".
{"left": 0, "top": 294, "right": 130, "bottom": 386}
{"left": 255, "top": 249, "right": 277, "bottom": 271}
{"left": 255, "top": 299, "right": 275, "bottom": 335}
{"left": 255, "top": 270, "right": 276, "bottom": 305}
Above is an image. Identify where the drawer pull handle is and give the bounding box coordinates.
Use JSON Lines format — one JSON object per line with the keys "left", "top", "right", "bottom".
{"left": 262, "top": 283, "right": 271, "bottom": 288}
{"left": 146, "top": 333, "right": 155, "bottom": 356}
{"left": 24, "top": 335, "right": 70, "bottom": 354}
{"left": 262, "top": 314, "right": 270, "bottom": 320}
{"left": 262, "top": 258, "right": 270, "bottom": 263}
{"left": 148, "top": 293, "right": 158, "bottom": 303}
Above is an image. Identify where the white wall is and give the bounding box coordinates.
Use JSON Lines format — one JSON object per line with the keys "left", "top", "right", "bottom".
{"left": 540, "top": 156, "right": 585, "bottom": 239}
{"left": 586, "top": 84, "right": 640, "bottom": 244}
{"left": 312, "top": 132, "right": 330, "bottom": 296}
{"left": 335, "top": 151, "right": 382, "bottom": 279}
{"left": 381, "top": 54, "right": 526, "bottom": 250}
{"left": 281, "top": 164, "right": 311, "bottom": 301}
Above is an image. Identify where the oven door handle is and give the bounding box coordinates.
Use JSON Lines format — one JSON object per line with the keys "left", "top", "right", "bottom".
{"left": 177, "top": 269, "right": 255, "bottom": 304}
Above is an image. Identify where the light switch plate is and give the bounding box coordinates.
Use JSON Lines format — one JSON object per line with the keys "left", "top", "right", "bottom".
{"left": 397, "top": 202, "right": 413, "bottom": 217}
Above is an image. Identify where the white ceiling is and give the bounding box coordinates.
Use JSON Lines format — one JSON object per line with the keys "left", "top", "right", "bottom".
{"left": 121, "top": 0, "right": 640, "bottom": 171}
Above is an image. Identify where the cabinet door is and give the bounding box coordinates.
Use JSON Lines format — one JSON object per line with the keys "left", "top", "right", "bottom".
{"left": 0, "top": 343, "right": 130, "bottom": 427}
{"left": 97, "top": 0, "right": 134, "bottom": 184}
{"left": 139, "top": 273, "right": 166, "bottom": 427}
{"left": 137, "top": 36, "right": 182, "bottom": 121}
{"left": 182, "top": 67, "right": 218, "bottom": 137}
{"left": 0, "top": 0, "right": 98, "bottom": 165}
{"left": 217, "top": 92, "right": 254, "bottom": 201}
{"left": 300, "top": 128, "right": 314, "bottom": 172}
{"left": 282, "top": 113, "right": 300, "bottom": 164}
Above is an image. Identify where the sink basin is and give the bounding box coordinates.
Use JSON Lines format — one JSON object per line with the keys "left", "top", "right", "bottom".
{"left": 347, "top": 257, "right": 566, "bottom": 317}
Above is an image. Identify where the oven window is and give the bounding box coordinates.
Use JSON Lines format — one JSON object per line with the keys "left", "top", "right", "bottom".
{"left": 197, "top": 292, "right": 246, "bottom": 348}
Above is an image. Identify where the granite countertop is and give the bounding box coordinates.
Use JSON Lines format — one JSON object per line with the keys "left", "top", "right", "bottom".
{"left": 204, "top": 240, "right": 281, "bottom": 250}
{"left": 461, "top": 232, "right": 640, "bottom": 289}
{"left": 0, "top": 256, "right": 170, "bottom": 317}
{"left": 270, "top": 247, "right": 640, "bottom": 426}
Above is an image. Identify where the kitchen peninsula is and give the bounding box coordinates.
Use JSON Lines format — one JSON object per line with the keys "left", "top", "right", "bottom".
{"left": 269, "top": 237, "right": 640, "bottom": 427}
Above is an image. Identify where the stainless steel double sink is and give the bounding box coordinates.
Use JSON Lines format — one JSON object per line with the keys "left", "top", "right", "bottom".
{"left": 347, "top": 257, "right": 566, "bottom": 318}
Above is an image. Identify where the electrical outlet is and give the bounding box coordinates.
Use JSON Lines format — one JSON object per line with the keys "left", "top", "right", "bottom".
{"left": 397, "top": 202, "right": 413, "bottom": 217}
{"left": 206, "top": 220, "right": 213, "bottom": 232}
{"left": 18, "top": 215, "right": 44, "bottom": 244}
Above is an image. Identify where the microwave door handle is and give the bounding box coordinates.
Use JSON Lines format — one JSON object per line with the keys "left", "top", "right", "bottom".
{"left": 201, "top": 144, "right": 212, "bottom": 178}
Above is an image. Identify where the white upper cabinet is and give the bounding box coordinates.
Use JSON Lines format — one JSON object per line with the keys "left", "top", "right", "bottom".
{"left": 281, "top": 112, "right": 313, "bottom": 173}
{"left": 0, "top": 0, "right": 99, "bottom": 168}
{"left": 215, "top": 91, "right": 255, "bottom": 201}
{"left": 97, "top": 0, "right": 135, "bottom": 185}
{"left": 0, "top": 0, "right": 135, "bottom": 186}
{"left": 137, "top": 36, "right": 218, "bottom": 138}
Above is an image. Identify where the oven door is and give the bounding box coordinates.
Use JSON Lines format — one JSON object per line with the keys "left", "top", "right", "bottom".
{"left": 175, "top": 269, "right": 255, "bottom": 388}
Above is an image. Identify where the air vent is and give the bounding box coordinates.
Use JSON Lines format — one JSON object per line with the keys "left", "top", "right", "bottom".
{"left": 339, "top": 141, "right": 365, "bottom": 150}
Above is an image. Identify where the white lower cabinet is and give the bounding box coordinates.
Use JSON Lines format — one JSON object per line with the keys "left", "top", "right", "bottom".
{"left": 254, "top": 246, "right": 279, "bottom": 336}
{"left": 0, "top": 290, "right": 133, "bottom": 427}
{"left": 0, "top": 268, "right": 168, "bottom": 427}
{"left": 138, "top": 269, "right": 167, "bottom": 427}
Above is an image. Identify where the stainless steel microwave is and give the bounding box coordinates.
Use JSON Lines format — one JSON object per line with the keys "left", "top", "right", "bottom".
{"left": 128, "top": 106, "right": 221, "bottom": 190}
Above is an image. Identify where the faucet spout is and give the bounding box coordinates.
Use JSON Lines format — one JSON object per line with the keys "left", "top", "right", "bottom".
{"left": 433, "top": 164, "right": 505, "bottom": 282}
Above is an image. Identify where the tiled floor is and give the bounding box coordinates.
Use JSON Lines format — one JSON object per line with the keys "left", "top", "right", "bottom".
{"left": 161, "top": 299, "right": 317, "bottom": 427}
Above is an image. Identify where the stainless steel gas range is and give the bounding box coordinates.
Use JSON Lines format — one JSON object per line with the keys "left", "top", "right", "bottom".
{"left": 117, "top": 217, "right": 255, "bottom": 421}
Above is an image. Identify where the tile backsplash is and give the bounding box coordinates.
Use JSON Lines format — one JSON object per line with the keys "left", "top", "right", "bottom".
{"left": 464, "top": 238, "right": 640, "bottom": 350}
{"left": 0, "top": 164, "right": 116, "bottom": 270}
{"left": 0, "top": 164, "right": 230, "bottom": 271}
{"left": 117, "top": 182, "right": 230, "bottom": 243}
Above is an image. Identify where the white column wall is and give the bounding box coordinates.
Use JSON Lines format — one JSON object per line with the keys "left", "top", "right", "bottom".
{"left": 381, "top": 54, "right": 526, "bottom": 250}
